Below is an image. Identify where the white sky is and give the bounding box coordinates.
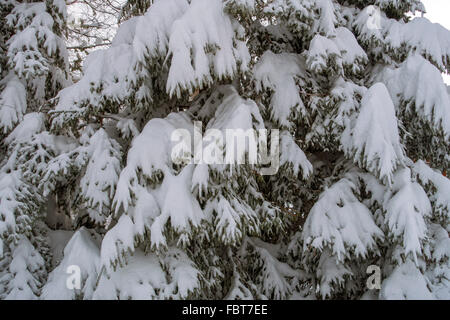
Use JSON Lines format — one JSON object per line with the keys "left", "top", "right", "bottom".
{"left": 420, "top": 0, "right": 450, "bottom": 84}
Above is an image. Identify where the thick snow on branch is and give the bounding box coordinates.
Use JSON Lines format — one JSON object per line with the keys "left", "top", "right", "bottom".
{"left": 383, "top": 168, "right": 431, "bottom": 264}
{"left": 424, "top": 223, "right": 450, "bottom": 299}
{"left": 51, "top": 38, "right": 140, "bottom": 127}
{"left": 385, "top": 17, "right": 450, "bottom": 73}
{"left": 355, "top": 7, "right": 450, "bottom": 73}
{"left": 4, "top": 113, "right": 45, "bottom": 146}
{"left": 305, "top": 26, "right": 367, "bottom": 80}
{"left": 375, "top": 0, "right": 424, "bottom": 14}
{"left": 95, "top": 250, "right": 165, "bottom": 299}
{"left": 333, "top": 27, "right": 368, "bottom": 75}
{"left": 0, "top": 171, "right": 30, "bottom": 242}
{"left": 132, "top": 0, "right": 189, "bottom": 61}
{"left": 342, "top": 83, "right": 405, "bottom": 185}
{"left": 94, "top": 248, "right": 200, "bottom": 299}
{"left": 306, "top": 34, "right": 343, "bottom": 76}
{"left": 79, "top": 129, "right": 122, "bottom": 225}
{"left": 316, "top": 248, "right": 353, "bottom": 299}
{"left": 52, "top": 0, "right": 250, "bottom": 126}
{"left": 263, "top": 0, "right": 314, "bottom": 37}
{"left": 6, "top": 1, "right": 68, "bottom": 79}
{"left": 302, "top": 176, "right": 383, "bottom": 262}
{"left": 208, "top": 195, "right": 257, "bottom": 246}
{"left": 41, "top": 228, "right": 100, "bottom": 300}
{"left": 150, "top": 166, "right": 204, "bottom": 248}
{"left": 250, "top": 239, "right": 297, "bottom": 299}
{"left": 413, "top": 160, "right": 450, "bottom": 225}
{"left": 380, "top": 54, "right": 450, "bottom": 139}
{"left": 279, "top": 131, "right": 313, "bottom": 179}
{"left": 114, "top": 112, "right": 193, "bottom": 214}
{"left": 166, "top": 0, "right": 250, "bottom": 98}
{"left": 0, "top": 75, "right": 26, "bottom": 134}
{"left": 313, "top": 0, "right": 337, "bottom": 37}
{"left": 380, "top": 260, "right": 433, "bottom": 300}
{"left": 0, "top": 237, "right": 45, "bottom": 300}
{"left": 253, "top": 51, "right": 306, "bottom": 127}
{"left": 203, "top": 85, "right": 264, "bottom": 168}
{"left": 306, "top": 79, "right": 366, "bottom": 149}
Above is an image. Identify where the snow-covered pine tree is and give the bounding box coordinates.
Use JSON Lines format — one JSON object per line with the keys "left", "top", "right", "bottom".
{"left": 0, "top": 0, "right": 69, "bottom": 299}
{"left": 46, "top": 0, "right": 305, "bottom": 299}
{"left": 6, "top": 0, "right": 450, "bottom": 300}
